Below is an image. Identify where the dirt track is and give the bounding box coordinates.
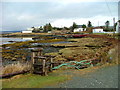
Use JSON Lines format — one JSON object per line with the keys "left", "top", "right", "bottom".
{"left": 47, "top": 64, "right": 119, "bottom": 88}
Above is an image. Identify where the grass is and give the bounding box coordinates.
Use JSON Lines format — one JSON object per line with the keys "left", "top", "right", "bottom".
{"left": 2, "top": 39, "right": 65, "bottom": 48}
{"left": 2, "top": 62, "right": 31, "bottom": 75}
{"left": 2, "top": 72, "right": 69, "bottom": 88}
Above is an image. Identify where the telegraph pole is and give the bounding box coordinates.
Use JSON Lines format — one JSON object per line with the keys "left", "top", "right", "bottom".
{"left": 113, "top": 18, "right": 115, "bottom": 27}
{"left": 113, "top": 17, "right": 115, "bottom": 38}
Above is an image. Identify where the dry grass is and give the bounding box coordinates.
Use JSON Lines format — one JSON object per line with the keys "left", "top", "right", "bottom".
{"left": 108, "top": 45, "right": 119, "bottom": 64}
{"left": 2, "top": 62, "right": 31, "bottom": 75}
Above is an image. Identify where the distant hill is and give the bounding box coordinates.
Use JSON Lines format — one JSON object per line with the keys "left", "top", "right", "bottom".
{"left": 1, "top": 30, "right": 21, "bottom": 34}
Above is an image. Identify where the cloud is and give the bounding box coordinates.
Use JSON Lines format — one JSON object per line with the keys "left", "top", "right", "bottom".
{"left": 1, "top": 1, "right": 118, "bottom": 31}
{"left": 51, "top": 15, "right": 118, "bottom": 27}
{"left": 17, "top": 14, "right": 35, "bottom": 21}
{"left": 2, "top": 0, "right": 119, "bottom": 2}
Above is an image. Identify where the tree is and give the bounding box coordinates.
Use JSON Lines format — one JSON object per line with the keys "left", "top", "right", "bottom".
{"left": 71, "top": 22, "right": 77, "bottom": 32}
{"left": 43, "top": 23, "right": 52, "bottom": 32}
{"left": 39, "top": 26, "right": 43, "bottom": 30}
{"left": 105, "top": 20, "right": 110, "bottom": 29}
{"left": 43, "top": 25, "right": 47, "bottom": 32}
{"left": 64, "top": 27, "right": 69, "bottom": 30}
{"left": 48, "top": 23, "right": 52, "bottom": 31}
{"left": 104, "top": 21, "right": 110, "bottom": 31}
{"left": 87, "top": 21, "right": 92, "bottom": 27}
{"left": 31, "top": 26, "right": 35, "bottom": 32}
{"left": 82, "top": 24, "right": 86, "bottom": 31}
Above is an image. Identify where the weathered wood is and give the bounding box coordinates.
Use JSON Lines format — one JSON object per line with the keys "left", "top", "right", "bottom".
{"left": 50, "top": 57, "right": 53, "bottom": 72}
{"left": 32, "top": 52, "right": 35, "bottom": 64}
{"left": 30, "top": 51, "right": 35, "bottom": 73}
{"left": 0, "top": 70, "right": 29, "bottom": 78}
{"left": 33, "top": 71, "right": 43, "bottom": 75}
{"left": 31, "top": 48, "right": 56, "bottom": 75}
{"left": 42, "top": 60, "right": 46, "bottom": 75}
{"left": 34, "top": 56, "right": 46, "bottom": 59}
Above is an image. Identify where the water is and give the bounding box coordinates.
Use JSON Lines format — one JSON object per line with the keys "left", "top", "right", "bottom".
{"left": 2, "top": 30, "right": 21, "bottom": 34}
{"left": 32, "top": 41, "right": 70, "bottom": 46}
{"left": 0, "top": 37, "right": 33, "bottom": 45}
{"left": 1, "top": 37, "right": 70, "bottom": 65}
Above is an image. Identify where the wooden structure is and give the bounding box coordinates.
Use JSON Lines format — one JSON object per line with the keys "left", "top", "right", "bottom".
{"left": 31, "top": 48, "right": 56, "bottom": 75}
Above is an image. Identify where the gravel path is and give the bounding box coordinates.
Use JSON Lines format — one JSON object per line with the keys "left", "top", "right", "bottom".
{"left": 47, "top": 65, "right": 119, "bottom": 88}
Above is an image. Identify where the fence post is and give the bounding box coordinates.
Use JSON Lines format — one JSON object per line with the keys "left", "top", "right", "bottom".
{"left": 38, "top": 48, "right": 43, "bottom": 56}
{"left": 32, "top": 51, "right": 35, "bottom": 64}
{"left": 50, "top": 57, "right": 53, "bottom": 72}
{"left": 30, "top": 51, "right": 35, "bottom": 73}
{"left": 42, "top": 59, "right": 46, "bottom": 75}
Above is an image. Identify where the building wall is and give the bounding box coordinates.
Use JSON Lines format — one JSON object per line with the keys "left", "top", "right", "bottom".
{"left": 74, "top": 28, "right": 86, "bottom": 32}
{"left": 115, "top": 21, "right": 120, "bottom": 33}
{"left": 22, "top": 31, "right": 32, "bottom": 33}
{"left": 93, "top": 29, "right": 103, "bottom": 33}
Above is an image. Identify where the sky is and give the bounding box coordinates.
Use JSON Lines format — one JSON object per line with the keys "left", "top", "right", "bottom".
{"left": 1, "top": 0, "right": 119, "bottom": 31}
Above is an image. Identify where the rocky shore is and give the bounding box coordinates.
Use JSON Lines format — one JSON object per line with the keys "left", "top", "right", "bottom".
{"left": 1, "top": 34, "right": 117, "bottom": 66}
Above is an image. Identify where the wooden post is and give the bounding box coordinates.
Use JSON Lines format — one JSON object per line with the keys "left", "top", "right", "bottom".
{"left": 38, "top": 48, "right": 43, "bottom": 56}
{"left": 42, "top": 59, "right": 46, "bottom": 75}
{"left": 32, "top": 52, "right": 35, "bottom": 64}
{"left": 30, "top": 51, "right": 35, "bottom": 73}
{"left": 50, "top": 57, "right": 53, "bottom": 72}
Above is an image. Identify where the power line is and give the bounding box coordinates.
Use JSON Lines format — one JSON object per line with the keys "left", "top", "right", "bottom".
{"left": 105, "top": 0, "right": 113, "bottom": 17}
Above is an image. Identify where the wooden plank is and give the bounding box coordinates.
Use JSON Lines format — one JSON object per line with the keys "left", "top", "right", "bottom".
{"left": 0, "top": 70, "right": 29, "bottom": 78}
{"left": 33, "top": 71, "right": 43, "bottom": 74}
{"left": 34, "top": 56, "right": 46, "bottom": 59}
{"left": 42, "top": 60, "right": 46, "bottom": 75}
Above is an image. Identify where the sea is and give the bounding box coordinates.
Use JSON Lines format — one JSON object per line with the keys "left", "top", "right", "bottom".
{"left": 1, "top": 30, "right": 21, "bottom": 34}
{"left": 0, "top": 30, "right": 33, "bottom": 45}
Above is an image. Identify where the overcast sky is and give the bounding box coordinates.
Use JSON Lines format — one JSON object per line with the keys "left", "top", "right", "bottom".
{"left": 1, "top": 0, "right": 119, "bottom": 31}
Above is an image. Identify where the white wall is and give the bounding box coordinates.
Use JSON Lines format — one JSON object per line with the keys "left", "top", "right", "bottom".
{"left": 22, "top": 31, "right": 32, "bottom": 33}
{"left": 93, "top": 29, "right": 103, "bottom": 33}
{"left": 74, "top": 28, "right": 86, "bottom": 32}
{"left": 115, "top": 21, "right": 119, "bottom": 33}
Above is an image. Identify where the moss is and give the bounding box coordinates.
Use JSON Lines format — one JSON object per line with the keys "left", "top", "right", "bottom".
{"left": 2, "top": 73, "right": 68, "bottom": 88}
{"left": 2, "top": 39, "right": 65, "bottom": 48}
{"left": 45, "top": 52, "right": 59, "bottom": 56}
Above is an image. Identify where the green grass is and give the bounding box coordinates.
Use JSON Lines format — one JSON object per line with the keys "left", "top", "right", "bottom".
{"left": 2, "top": 39, "right": 65, "bottom": 48}
{"left": 2, "top": 73, "right": 68, "bottom": 88}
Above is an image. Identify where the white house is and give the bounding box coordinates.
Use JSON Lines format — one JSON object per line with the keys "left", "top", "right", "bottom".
{"left": 115, "top": 21, "right": 120, "bottom": 33}
{"left": 74, "top": 25, "right": 86, "bottom": 32}
{"left": 93, "top": 28, "right": 104, "bottom": 33}
{"left": 22, "top": 28, "right": 34, "bottom": 33}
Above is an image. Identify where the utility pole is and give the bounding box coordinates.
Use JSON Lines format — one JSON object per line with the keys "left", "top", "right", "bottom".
{"left": 113, "top": 17, "right": 115, "bottom": 38}
{"left": 113, "top": 18, "right": 115, "bottom": 28}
